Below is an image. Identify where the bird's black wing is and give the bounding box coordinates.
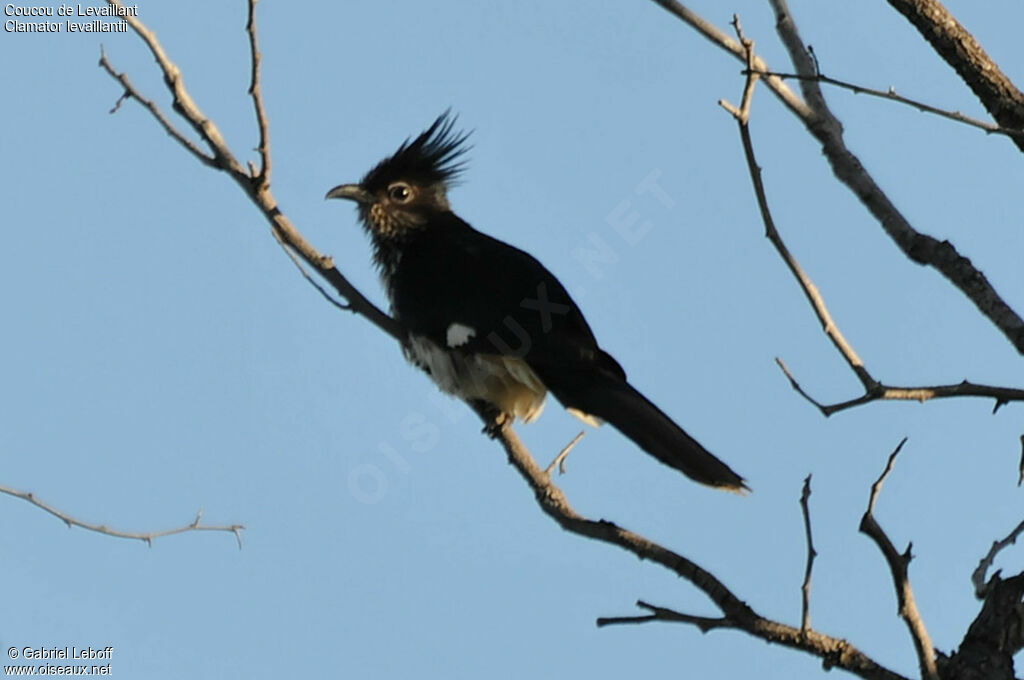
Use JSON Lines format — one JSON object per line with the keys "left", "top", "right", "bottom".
{"left": 389, "top": 212, "right": 747, "bottom": 491}
{"left": 388, "top": 212, "right": 623, "bottom": 376}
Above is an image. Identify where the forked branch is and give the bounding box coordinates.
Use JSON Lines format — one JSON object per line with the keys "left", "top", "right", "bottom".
{"left": 713, "top": 15, "right": 1024, "bottom": 418}
{"left": 972, "top": 517, "right": 1024, "bottom": 599}
{"left": 858, "top": 439, "right": 939, "bottom": 680}
{"left": 101, "top": 0, "right": 401, "bottom": 343}
{"left": 650, "top": 0, "right": 1024, "bottom": 355}
{"left": 769, "top": 0, "right": 1024, "bottom": 354}
{"left": 775, "top": 360, "right": 1024, "bottom": 417}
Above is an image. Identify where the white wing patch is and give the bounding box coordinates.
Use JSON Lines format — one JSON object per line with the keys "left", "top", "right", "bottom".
{"left": 446, "top": 323, "right": 476, "bottom": 348}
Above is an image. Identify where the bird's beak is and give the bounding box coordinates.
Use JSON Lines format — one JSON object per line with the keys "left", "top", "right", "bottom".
{"left": 325, "top": 183, "right": 374, "bottom": 204}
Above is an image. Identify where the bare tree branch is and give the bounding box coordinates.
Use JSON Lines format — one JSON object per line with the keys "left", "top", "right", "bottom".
{"left": 768, "top": 0, "right": 1024, "bottom": 355}
{"left": 101, "top": 0, "right": 402, "bottom": 343}
{"left": 718, "top": 41, "right": 936, "bottom": 674}
{"left": 717, "top": 15, "right": 759, "bottom": 122}
{"left": 271, "top": 227, "right": 352, "bottom": 313}
{"left": 776, "top": 358, "right": 1024, "bottom": 417}
{"left": 650, "top": 0, "right": 1024, "bottom": 355}
{"left": 711, "top": 17, "right": 1024, "bottom": 420}
{"left": 480, "top": 404, "right": 909, "bottom": 680}
{"left": 597, "top": 600, "right": 729, "bottom": 632}
{"left": 1018, "top": 435, "right": 1024, "bottom": 487}
{"left": 942, "top": 572, "right": 1024, "bottom": 680}
{"left": 247, "top": 0, "right": 271, "bottom": 187}
{"left": 884, "top": 0, "right": 1024, "bottom": 153}
{"left": 0, "top": 484, "right": 243, "bottom": 548}
{"left": 858, "top": 439, "right": 939, "bottom": 680}
{"left": 972, "top": 517, "right": 1024, "bottom": 599}
{"left": 648, "top": 0, "right": 812, "bottom": 120}
{"left": 717, "top": 15, "right": 881, "bottom": 407}
{"left": 799, "top": 475, "right": 816, "bottom": 638}
{"left": 98, "top": 47, "right": 217, "bottom": 168}
{"left": 722, "top": 76, "right": 877, "bottom": 389}
{"left": 748, "top": 68, "right": 1024, "bottom": 141}
{"left": 104, "top": 0, "right": 246, "bottom": 175}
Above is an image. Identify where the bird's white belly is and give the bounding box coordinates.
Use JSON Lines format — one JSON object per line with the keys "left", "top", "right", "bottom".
{"left": 406, "top": 334, "right": 547, "bottom": 423}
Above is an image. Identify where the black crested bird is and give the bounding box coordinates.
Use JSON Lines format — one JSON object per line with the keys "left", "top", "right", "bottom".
{"left": 326, "top": 113, "right": 748, "bottom": 492}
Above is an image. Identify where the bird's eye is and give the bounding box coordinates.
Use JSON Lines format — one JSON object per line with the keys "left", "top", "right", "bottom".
{"left": 388, "top": 183, "right": 413, "bottom": 202}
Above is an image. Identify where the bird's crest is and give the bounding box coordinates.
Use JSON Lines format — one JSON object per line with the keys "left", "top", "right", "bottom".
{"left": 361, "top": 111, "right": 471, "bottom": 193}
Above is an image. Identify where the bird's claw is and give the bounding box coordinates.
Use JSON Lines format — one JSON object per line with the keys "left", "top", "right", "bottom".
{"left": 475, "top": 403, "right": 508, "bottom": 439}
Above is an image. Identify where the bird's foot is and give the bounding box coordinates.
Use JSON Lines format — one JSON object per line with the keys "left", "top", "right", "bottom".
{"left": 474, "top": 401, "right": 508, "bottom": 439}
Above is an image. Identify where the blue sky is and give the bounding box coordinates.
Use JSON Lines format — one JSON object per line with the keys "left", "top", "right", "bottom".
{"left": 2, "top": 1, "right": 1022, "bottom": 677}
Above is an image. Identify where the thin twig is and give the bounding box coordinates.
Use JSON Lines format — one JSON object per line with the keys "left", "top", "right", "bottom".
{"left": 246, "top": 0, "right": 271, "bottom": 187}
{"left": 1018, "top": 435, "right": 1024, "bottom": 486}
{"left": 104, "top": 0, "right": 244, "bottom": 175}
{"left": 865, "top": 439, "right": 906, "bottom": 518}
{"left": 717, "top": 16, "right": 758, "bottom": 122}
{"left": 646, "top": 0, "right": 813, "bottom": 121}
{"left": 597, "top": 600, "right": 730, "bottom": 632}
{"left": 0, "top": 484, "right": 244, "bottom": 549}
{"left": 746, "top": 68, "right": 1024, "bottom": 140}
{"left": 271, "top": 228, "right": 352, "bottom": 312}
{"left": 858, "top": 439, "right": 939, "bottom": 680}
{"left": 799, "top": 475, "right": 816, "bottom": 638}
{"left": 717, "top": 24, "right": 881, "bottom": 395}
{"left": 728, "top": 97, "right": 877, "bottom": 391}
{"left": 98, "top": 47, "right": 217, "bottom": 168}
{"left": 735, "top": 16, "right": 758, "bottom": 120}
{"left": 776, "top": 358, "right": 1024, "bottom": 416}
{"left": 775, "top": 358, "right": 834, "bottom": 411}
{"left": 545, "top": 431, "right": 585, "bottom": 476}
{"left": 971, "top": 517, "right": 1024, "bottom": 598}
{"left": 719, "top": 42, "right": 914, "bottom": 418}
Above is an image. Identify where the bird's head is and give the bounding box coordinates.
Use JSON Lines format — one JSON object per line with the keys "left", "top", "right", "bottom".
{"left": 326, "top": 112, "right": 470, "bottom": 240}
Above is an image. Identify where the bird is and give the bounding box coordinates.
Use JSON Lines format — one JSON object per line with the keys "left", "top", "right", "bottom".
{"left": 326, "top": 113, "right": 748, "bottom": 492}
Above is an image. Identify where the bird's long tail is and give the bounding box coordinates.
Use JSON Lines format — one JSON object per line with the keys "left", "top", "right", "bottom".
{"left": 540, "top": 368, "right": 749, "bottom": 492}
